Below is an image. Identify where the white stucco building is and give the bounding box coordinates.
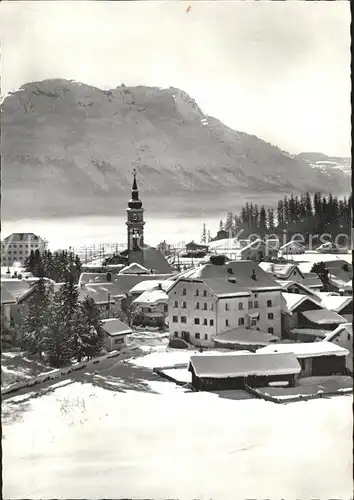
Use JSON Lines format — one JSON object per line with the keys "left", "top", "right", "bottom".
{"left": 167, "top": 257, "right": 282, "bottom": 347}
{"left": 1, "top": 233, "right": 48, "bottom": 267}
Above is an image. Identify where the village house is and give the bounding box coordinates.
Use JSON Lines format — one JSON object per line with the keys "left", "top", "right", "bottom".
{"left": 276, "top": 280, "right": 321, "bottom": 298}
{"left": 259, "top": 262, "right": 305, "bottom": 282}
{"left": 324, "top": 323, "right": 352, "bottom": 373}
{"left": 99, "top": 318, "right": 132, "bottom": 352}
{"left": 281, "top": 292, "right": 325, "bottom": 340}
{"left": 279, "top": 240, "right": 306, "bottom": 256}
{"left": 257, "top": 342, "right": 349, "bottom": 377}
{"left": 1, "top": 232, "right": 48, "bottom": 267}
{"left": 79, "top": 282, "right": 126, "bottom": 318}
{"left": 131, "top": 283, "right": 169, "bottom": 328}
{"left": 236, "top": 239, "right": 278, "bottom": 262}
{"left": 188, "top": 352, "right": 301, "bottom": 391}
{"left": 167, "top": 256, "right": 282, "bottom": 348}
{"left": 1, "top": 285, "right": 17, "bottom": 342}
{"left": 184, "top": 241, "right": 209, "bottom": 256}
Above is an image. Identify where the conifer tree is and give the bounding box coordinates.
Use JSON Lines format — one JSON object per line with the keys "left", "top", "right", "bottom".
{"left": 23, "top": 275, "right": 50, "bottom": 359}
{"left": 259, "top": 206, "right": 267, "bottom": 238}
{"left": 224, "top": 212, "right": 234, "bottom": 235}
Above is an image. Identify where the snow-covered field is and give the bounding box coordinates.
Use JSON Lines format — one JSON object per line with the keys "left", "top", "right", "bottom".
{"left": 2, "top": 352, "right": 353, "bottom": 500}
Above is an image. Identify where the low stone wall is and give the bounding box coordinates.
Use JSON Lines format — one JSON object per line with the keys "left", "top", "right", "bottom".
{"left": 2, "top": 347, "right": 136, "bottom": 396}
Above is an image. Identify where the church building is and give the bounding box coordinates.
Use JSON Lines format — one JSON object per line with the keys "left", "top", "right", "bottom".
{"left": 104, "top": 171, "right": 173, "bottom": 275}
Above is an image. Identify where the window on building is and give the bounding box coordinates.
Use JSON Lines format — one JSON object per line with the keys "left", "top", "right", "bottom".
{"left": 195, "top": 333, "right": 200, "bottom": 339}
{"left": 196, "top": 289, "right": 199, "bottom": 296}
{"left": 203, "top": 290, "right": 207, "bottom": 297}
{"left": 267, "top": 300, "right": 272, "bottom": 307}
{"left": 225, "top": 303, "right": 229, "bottom": 311}
{"left": 174, "top": 332, "right": 178, "bottom": 338}
{"left": 268, "top": 313, "right": 274, "bottom": 320}
{"left": 194, "top": 318, "right": 200, "bottom": 325}
{"left": 195, "top": 302, "right": 200, "bottom": 310}
{"left": 181, "top": 316, "right": 187, "bottom": 323}
{"left": 248, "top": 301, "right": 253, "bottom": 309}
{"left": 174, "top": 301, "right": 178, "bottom": 308}
{"left": 204, "top": 334, "right": 208, "bottom": 340}
{"left": 204, "top": 319, "right": 208, "bottom": 326}
{"left": 182, "top": 301, "right": 187, "bottom": 308}
{"left": 164, "top": 304, "right": 168, "bottom": 313}
{"left": 238, "top": 318, "right": 244, "bottom": 326}
{"left": 173, "top": 316, "right": 178, "bottom": 323}
{"left": 226, "top": 319, "right": 229, "bottom": 327}
{"left": 210, "top": 319, "right": 214, "bottom": 326}
{"left": 348, "top": 333, "right": 351, "bottom": 340}
{"left": 268, "top": 327, "right": 274, "bottom": 334}
{"left": 254, "top": 294, "right": 258, "bottom": 298}
{"left": 114, "top": 338, "right": 124, "bottom": 345}
{"left": 210, "top": 303, "right": 214, "bottom": 310}
{"left": 182, "top": 288, "right": 187, "bottom": 296}
{"left": 203, "top": 303, "right": 207, "bottom": 310}
{"left": 238, "top": 303, "right": 243, "bottom": 310}
{"left": 254, "top": 301, "right": 259, "bottom": 308}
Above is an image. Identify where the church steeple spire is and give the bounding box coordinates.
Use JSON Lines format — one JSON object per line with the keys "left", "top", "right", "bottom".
{"left": 128, "top": 168, "right": 142, "bottom": 209}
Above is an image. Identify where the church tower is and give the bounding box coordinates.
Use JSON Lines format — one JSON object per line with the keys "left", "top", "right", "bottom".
{"left": 126, "top": 170, "right": 145, "bottom": 258}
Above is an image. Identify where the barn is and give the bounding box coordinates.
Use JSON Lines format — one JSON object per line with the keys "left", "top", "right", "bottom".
{"left": 188, "top": 352, "right": 301, "bottom": 391}
{"left": 257, "top": 342, "right": 349, "bottom": 377}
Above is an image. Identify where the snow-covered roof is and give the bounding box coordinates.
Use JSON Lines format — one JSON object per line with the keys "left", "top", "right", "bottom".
{"left": 281, "top": 292, "right": 321, "bottom": 314}
{"left": 302, "top": 274, "right": 323, "bottom": 289}
{"left": 301, "top": 309, "right": 347, "bottom": 325}
{"left": 329, "top": 275, "right": 352, "bottom": 291}
{"left": 1, "top": 284, "right": 17, "bottom": 304}
{"left": 168, "top": 260, "right": 281, "bottom": 298}
{"left": 213, "top": 327, "right": 279, "bottom": 346}
{"left": 188, "top": 352, "right": 301, "bottom": 378}
{"left": 279, "top": 241, "right": 305, "bottom": 250}
{"left": 120, "top": 262, "right": 150, "bottom": 275}
{"left": 100, "top": 318, "right": 132, "bottom": 337}
{"left": 129, "top": 279, "right": 172, "bottom": 294}
{"left": 290, "top": 328, "right": 332, "bottom": 339}
{"left": 79, "top": 282, "right": 126, "bottom": 304}
{"left": 259, "top": 262, "right": 303, "bottom": 279}
{"left": 257, "top": 341, "right": 349, "bottom": 358}
{"left": 1, "top": 279, "right": 32, "bottom": 301}
{"left": 132, "top": 289, "right": 168, "bottom": 306}
{"left": 319, "top": 295, "right": 352, "bottom": 313}
{"left": 277, "top": 280, "right": 318, "bottom": 297}
{"left": 324, "top": 323, "right": 353, "bottom": 343}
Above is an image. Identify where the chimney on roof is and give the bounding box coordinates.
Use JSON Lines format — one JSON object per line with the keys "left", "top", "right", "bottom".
{"left": 157, "top": 282, "right": 163, "bottom": 290}
{"left": 251, "top": 269, "right": 257, "bottom": 281}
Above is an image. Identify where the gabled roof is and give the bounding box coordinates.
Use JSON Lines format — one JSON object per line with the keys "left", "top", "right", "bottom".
{"left": 276, "top": 280, "right": 318, "bottom": 297}
{"left": 279, "top": 241, "right": 305, "bottom": 250}
{"left": 1, "top": 284, "right": 17, "bottom": 305}
{"left": 324, "top": 323, "right": 352, "bottom": 343}
{"left": 259, "top": 262, "right": 304, "bottom": 280}
{"left": 188, "top": 352, "right": 301, "bottom": 378}
{"left": 167, "top": 260, "right": 281, "bottom": 298}
{"left": 281, "top": 292, "right": 322, "bottom": 314}
{"left": 0, "top": 279, "right": 32, "bottom": 301}
{"left": 2, "top": 232, "right": 44, "bottom": 243}
{"left": 129, "top": 279, "right": 172, "bottom": 294}
{"left": 302, "top": 273, "right": 323, "bottom": 289}
{"left": 239, "top": 239, "right": 277, "bottom": 253}
{"left": 139, "top": 247, "right": 173, "bottom": 274}
{"left": 100, "top": 318, "right": 132, "bottom": 337}
{"left": 301, "top": 309, "right": 347, "bottom": 325}
{"left": 132, "top": 289, "right": 168, "bottom": 307}
{"left": 213, "top": 327, "right": 279, "bottom": 346}
{"left": 319, "top": 295, "right": 352, "bottom": 313}
{"left": 257, "top": 341, "right": 348, "bottom": 358}
{"left": 290, "top": 328, "right": 332, "bottom": 339}
{"left": 120, "top": 262, "right": 150, "bottom": 275}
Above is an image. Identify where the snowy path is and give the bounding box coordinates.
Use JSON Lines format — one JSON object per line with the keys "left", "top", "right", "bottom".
{"left": 2, "top": 349, "right": 353, "bottom": 500}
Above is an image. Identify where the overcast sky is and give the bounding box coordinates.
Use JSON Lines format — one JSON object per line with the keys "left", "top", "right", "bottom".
{"left": 1, "top": 1, "right": 351, "bottom": 156}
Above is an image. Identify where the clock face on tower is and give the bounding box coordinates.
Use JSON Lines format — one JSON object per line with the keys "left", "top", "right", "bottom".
{"left": 132, "top": 214, "right": 138, "bottom": 222}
